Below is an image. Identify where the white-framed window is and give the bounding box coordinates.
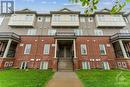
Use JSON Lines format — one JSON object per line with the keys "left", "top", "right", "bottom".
{"left": 43, "top": 44, "right": 50, "bottom": 54}
{"left": 48, "top": 29, "right": 56, "bottom": 35}
{"left": 26, "top": 14, "right": 33, "bottom": 21}
{"left": 80, "top": 44, "right": 87, "bottom": 55}
{"left": 27, "top": 29, "right": 36, "bottom": 35}
{"left": 88, "top": 17, "right": 93, "bottom": 22}
{"left": 0, "top": 16, "right": 4, "bottom": 25}
{"left": 20, "top": 61, "right": 28, "bottom": 69}
{"left": 37, "top": 17, "right": 42, "bottom": 22}
{"left": 40, "top": 61, "right": 48, "bottom": 70}
{"left": 82, "top": 61, "right": 90, "bottom": 69}
{"left": 120, "top": 29, "right": 129, "bottom": 33}
{"left": 45, "top": 17, "right": 50, "bottom": 22}
{"left": 124, "top": 17, "right": 129, "bottom": 23}
{"left": 99, "top": 44, "right": 106, "bottom": 55}
{"left": 74, "top": 29, "right": 83, "bottom": 36}
{"left": 94, "top": 30, "right": 103, "bottom": 35}
{"left": 70, "top": 15, "right": 76, "bottom": 22}
{"left": 24, "top": 44, "right": 32, "bottom": 54}
{"left": 53, "top": 15, "right": 60, "bottom": 22}
{"left": 102, "top": 62, "right": 110, "bottom": 70}
{"left": 80, "top": 17, "right": 85, "bottom": 22}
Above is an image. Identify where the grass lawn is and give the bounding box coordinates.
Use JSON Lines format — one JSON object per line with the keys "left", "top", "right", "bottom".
{"left": 0, "top": 69, "right": 54, "bottom": 87}
{"left": 76, "top": 69, "right": 130, "bottom": 87}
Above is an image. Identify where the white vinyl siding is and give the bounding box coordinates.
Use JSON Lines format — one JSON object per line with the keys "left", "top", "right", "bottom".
{"left": 74, "top": 29, "right": 83, "bottom": 36}
{"left": 27, "top": 29, "right": 36, "bottom": 35}
{"left": 0, "top": 16, "right": 4, "bottom": 25}
{"left": 80, "top": 17, "right": 85, "bottom": 22}
{"left": 82, "top": 61, "right": 90, "bottom": 69}
{"left": 24, "top": 44, "right": 32, "bottom": 54}
{"left": 80, "top": 44, "right": 87, "bottom": 55}
{"left": 102, "top": 62, "right": 110, "bottom": 70}
{"left": 43, "top": 44, "right": 50, "bottom": 54}
{"left": 95, "top": 30, "right": 103, "bottom": 36}
{"left": 45, "top": 17, "right": 50, "bottom": 22}
{"left": 99, "top": 44, "right": 106, "bottom": 55}
{"left": 120, "top": 29, "right": 129, "bottom": 33}
{"left": 40, "top": 61, "right": 48, "bottom": 70}
{"left": 48, "top": 29, "right": 56, "bottom": 35}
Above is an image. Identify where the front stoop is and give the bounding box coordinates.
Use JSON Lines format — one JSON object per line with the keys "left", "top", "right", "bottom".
{"left": 45, "top": 72, "right": 84, "bottom": 87}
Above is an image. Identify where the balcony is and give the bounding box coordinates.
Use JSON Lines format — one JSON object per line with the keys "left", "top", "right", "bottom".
{"left": 0, "top": 32, "right": 21, "bottom": 42}
{"left": 110, "top": 33, "right": 130, "bottom": 42}
{"left": 55, "top": 32, "right": 76, "bottom": 39}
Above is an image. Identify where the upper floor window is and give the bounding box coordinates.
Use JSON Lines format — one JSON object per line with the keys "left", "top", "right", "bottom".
{"left": 99, "top": 44, "right": 106, "bottom": 55}
{"left": 26, "top": 14, "right": 33, "bottom": 21}
{"left": 48, "top": 29, "right": 56, "bottom": 35}
{"left": 24, "top": 44, "right": 32, "bottom": 54}
{"left": 80, "top": 17, "right": 85, "bottom": 22}
{"left": 53, "top": 15, "right": 60, "bottom": 22}
{"left": 27, "top": 29, "right": 36, "bottom": 35}
{"left": 80, "top": 44, "right": 87, "bottom": 55}
{"left": 120, "top": 29, "right": 129, "bottom": 33}
{"left": 74, "top": 29, "right": 83, "bottom": 36}
{"left": 0, "top": 16, "right": 4, "bottom": 25}
{"left": 45, "top": 17, "right": 50, "bottom": 22}
{"left": 124, "top": 17, "right": 129, "bottom": 23}
{"left": 37, "top": 17, "right": 42, "bottom": 22}
{"left": 43, "top": 44, "right": 50, "bottom": 54}
{"left": 88, "top": 17, "right": 93, "bottom": 22}
{"left": 70, "top": 15, "right": 76, "bottom": 22}
{"left": 94, "top": 30, "right": 103, "bottom": 36}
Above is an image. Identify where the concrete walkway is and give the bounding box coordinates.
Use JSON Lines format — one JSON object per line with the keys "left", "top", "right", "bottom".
{"left": 46, "top": 72, "right": 84, "bottom": 87}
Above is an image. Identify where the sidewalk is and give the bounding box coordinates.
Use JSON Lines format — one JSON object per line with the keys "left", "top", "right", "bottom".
{"left": 45, "top": 72, "right": 84, "bottom": 87}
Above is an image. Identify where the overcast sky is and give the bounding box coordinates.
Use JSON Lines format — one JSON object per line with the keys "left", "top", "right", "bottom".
{"left": 13, "top": 0, "right": 130, "bottom": 13}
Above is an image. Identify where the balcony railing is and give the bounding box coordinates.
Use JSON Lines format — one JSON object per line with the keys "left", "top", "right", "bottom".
{"left": 0, "top": 32, "right": 21, "bottom": 41}
{"left": 110, "top": 33, "right": 130, "bottom": 42}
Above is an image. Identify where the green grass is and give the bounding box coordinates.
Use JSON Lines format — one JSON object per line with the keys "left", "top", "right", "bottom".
{"left": 76, "top": 69, "right": 130, "bottom": 87}
{"left": 0, "top": 69, "right": 54, "bottom": 87}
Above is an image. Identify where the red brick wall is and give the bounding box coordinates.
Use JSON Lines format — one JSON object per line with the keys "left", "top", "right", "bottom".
{"left": 14, "top": 36, "right": 55, "bottom": 69}
{"left": 76, "top": 36, "right": 116, "bottom": 69}
{"left": 13, "top": 36, "right": 118, "bottom": 70}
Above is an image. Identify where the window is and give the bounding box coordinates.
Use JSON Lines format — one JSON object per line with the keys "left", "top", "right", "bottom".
{"left": 43, "top": 44, "right": 50, "bottom": 54}
{"left": 70, "top": 15, "right": 76, "bottom": 22}
{"left": 124, "top": 17, "right": 129, "bottom": 23}
{"left": 45, "top": 17, "right": 50, "bottom": 22}
{"left": 40, "top": 61, "right": 48, "bottom": 70}
{"left": 94, "top": 30, "right": 103, "bottom": 35}
{"left": 24, "top": 44, "right": 32, "bottom": 54}
{"left": 102, "top": 62, "right": 110, "bottom": 70}
{"left": 80, "top": 17, "right": 85, "bottom": 22}
{"left": 74, "top": 29, "right": 83, "bottom": 36}
{"left": 48, "top": 29, "right": 56, "bottom": 35}
{"left": 26, "top": 15, "right": 33, "bottom": 21}
{"left": 0, "top": 16, "right": 4, "bottom": 25}
{"left": 99, "top": 44, "right": 106, "bottom": 55}
{"left": 37, "top": 17, "right": 42, "bottom": 22}
{"left": 88, "top": 17, "right": 93, "bottom": 22}
{"left": 82, "top": 61, "right": 90, "bottom": 69}
{"left": 80, "top": 44, "right": 87, "bottom": 55}
{"left": 27, "top": 29, "right": 36, "bottom": 35}
{"left": 120, "top": 29, "right": 129, "bottom": 33}
{"left": 54, "top": 15, "right": 60, "bottom": 22}
{"left": 20, "top": 61, "right": 28, "bottom": 69}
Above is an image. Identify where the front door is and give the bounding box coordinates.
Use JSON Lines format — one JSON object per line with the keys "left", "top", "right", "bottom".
{"left": 59, "top": 46, "right": 72, "bottom": 59}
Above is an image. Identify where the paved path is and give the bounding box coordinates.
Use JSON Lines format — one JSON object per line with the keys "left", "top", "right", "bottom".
{"left": 46, "top": 72, "right": 84, "bottom": 87}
